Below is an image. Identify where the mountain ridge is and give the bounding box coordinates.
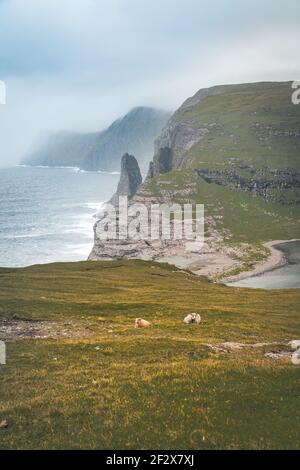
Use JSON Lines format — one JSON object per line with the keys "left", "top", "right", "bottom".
{"left": 22, "top": 106, "right": 171, "bottom": 173}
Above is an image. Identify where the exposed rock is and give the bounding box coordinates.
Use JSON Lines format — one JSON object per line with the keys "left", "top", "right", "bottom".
{"left": 264, "top": 351, "right": 292, "bottom": 360}
{"left": 206, "top": 342, "right": 246, "bottom": 353}
{"left": 196, "top": 167, "right": 300, "bottom": 205}
{"left": 88, "top": 81, "right": 300, "bottom": 274}
{"left": 252, "top": 123, "right": 300, "bottom": 139}
{"left": 207, "top": 341, "right": 294, "bottom": 357}
{"left": 0, "top": 318, "right": 104, "bottom": 341}
{"left": 148, "top": 147, "right": 173, "bottom": 177}
{"left": 110, "top": 153, "right": 142, "bottom": 205}
{"left": 222, "top": 342, "right": 244, "bottom": 350}
{"left": 152, "top": 122, "right": 210, "bottom": 172}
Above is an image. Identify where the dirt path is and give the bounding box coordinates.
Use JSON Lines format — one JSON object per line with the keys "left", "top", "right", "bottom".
{"left": 1, "top": 318, "right": 296, "bottom": 362}
{"left": 0, "top": 318, "right": 108, "bottom": 341}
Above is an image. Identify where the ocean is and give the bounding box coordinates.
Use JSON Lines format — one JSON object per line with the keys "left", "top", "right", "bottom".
{"left": 1, "top": 166, "right": 299, "bottom": 289}
{"left": 0, "top": 166, "right": 119, "bottom": 267}
{"left": 228, "top": 241, "right": 300, "bottom": 289}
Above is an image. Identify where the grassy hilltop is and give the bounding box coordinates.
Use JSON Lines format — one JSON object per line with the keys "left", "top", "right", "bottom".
{"left": 176, "top": 81, "right": 300, "bottom": 171}
{"left": 1, "top": 260, "right": 299, "bottom": 449}
{"left": 144, "top": 82, "right": 300, "bottom": 245}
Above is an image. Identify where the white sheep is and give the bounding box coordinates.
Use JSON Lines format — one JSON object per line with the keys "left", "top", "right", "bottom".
{"left": 183, "top": 313, "right": 201, "bottom": 325}
{"left": 135, "top": 318, "right": 151, "bottom": 329}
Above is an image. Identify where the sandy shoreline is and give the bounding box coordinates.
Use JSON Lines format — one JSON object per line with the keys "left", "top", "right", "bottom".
{"left": 225, "top": 239, "right": 300, "bottom": 284}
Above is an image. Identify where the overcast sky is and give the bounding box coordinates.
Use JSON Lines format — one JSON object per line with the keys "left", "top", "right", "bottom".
{"left": 0, "top": 0, "right": 299, "bottom": 166}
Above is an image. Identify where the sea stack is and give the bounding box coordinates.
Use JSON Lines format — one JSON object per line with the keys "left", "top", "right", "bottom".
{"left": 89, "top": 153, "right": 149, "bottom": 261}
{"left": 110, "top": 153, "right": 142, "bottom": 205}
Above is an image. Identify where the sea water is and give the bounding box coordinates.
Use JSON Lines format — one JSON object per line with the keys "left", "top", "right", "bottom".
{"left": 0, "top": 166, "right": 119, "bottom": 267}
{"left": 228, "top": 241, "right": 300, "bottom": 289}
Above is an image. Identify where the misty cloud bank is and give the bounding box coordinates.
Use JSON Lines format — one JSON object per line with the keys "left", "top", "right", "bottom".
{"left": 0, "top": 0, "right": 299, "bottom": 166}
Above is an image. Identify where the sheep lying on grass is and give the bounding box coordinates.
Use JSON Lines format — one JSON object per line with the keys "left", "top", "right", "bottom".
{"left": 134, "top": 315, "right": 202, "bottom": 328}
{"left": 135, "top": 318, "right": 151, "bottom": 328}
{"left": 183, "top": 313, "right": 201, "bottom": 325}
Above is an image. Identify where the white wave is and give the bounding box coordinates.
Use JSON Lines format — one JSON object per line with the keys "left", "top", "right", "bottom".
{"left": 97, "top": 170, "right": 120, "bottom": 175}
{"left": 64, "top": 223, "right": 94, "bottom": 236}
{"left": 8, "top": 232, "right": 59, "bottom": 239}
{"left": 66, "top": 243, "right": 93, "bottom": 256}
{"left": 16, "top": 164, "right": 80, "bottom": 171}
{"left": 81, "top": 201, "right": 106, "bottom": 211}
{"left": 16, "top": 164, "right": 120, "bottom": 175}
{"left": 61, "top": 201, "right": 106, "bottom": 211}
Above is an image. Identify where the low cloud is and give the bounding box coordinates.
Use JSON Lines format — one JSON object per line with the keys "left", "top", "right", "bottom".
{"left": 0, "top": 0, "right": 299, "bottom": 166}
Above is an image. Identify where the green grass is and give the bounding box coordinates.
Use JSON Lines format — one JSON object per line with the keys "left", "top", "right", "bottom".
{"left": 142, "top": 82, "right": 300, "bottom": 278}
{"left": 144, "top": 169, "right": 300, "bottom": 243}
{"left": 1, "top": 260, "right": 300, "bottom": 449}
{"left": 175, "top": 82, "right": 300, "bottom": 171}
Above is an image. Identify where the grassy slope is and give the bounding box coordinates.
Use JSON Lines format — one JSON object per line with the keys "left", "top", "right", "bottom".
{"left": 1, "top": 260, "right": 299, "bottom": 449}
{"left": 176, "top": 82, "right": 300, "bottom": 171}
{"left": 144, "top": 169, "right": 300, "bottom": 244}
{"left": 144, "top": 82, "right": 300, "bottom": 246}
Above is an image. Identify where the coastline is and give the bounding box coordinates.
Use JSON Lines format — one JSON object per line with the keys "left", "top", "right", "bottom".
{"left": 16, "top": 164, "right": 120, "bottom": 175}
{"left": 225, "top": 239, "right": 300, "bottom": 284}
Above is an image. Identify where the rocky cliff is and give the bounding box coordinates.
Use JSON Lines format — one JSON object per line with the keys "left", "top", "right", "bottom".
{"left": 23, "top": 107, "right": 171, "bottom": 173}
{"left": 196, "top": 167, "right": 300, "bottom": 205}
{"left": 89, "top": 82, "right": 300, "bottom": 279}
{"left": 146, "top": 82, "right": 300, "bottom": 206}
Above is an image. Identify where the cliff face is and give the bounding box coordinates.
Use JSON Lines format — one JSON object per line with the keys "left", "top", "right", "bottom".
{"left": 89, "top": 153, "right": 154, "bottom": 261}
{"left": 22, "top": 107, "right": 171, "bottom": 173}
{"left": 196, "top": 167, "right": 300, "bottom": 205}
{"left": 89, "top": 82, "right": 300, "bottom": 278}
{"left": 153, "top": 122, "right": 210, "bottom": 171}
{"left": 148, "top": 81, "right": 300, "bottom": 206}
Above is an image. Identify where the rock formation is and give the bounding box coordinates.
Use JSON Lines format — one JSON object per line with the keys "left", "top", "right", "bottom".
{"left": 89, "top": 81, "right": 300, "bottom": 279}
{"left": 110, "top": 153, "right": 142, "bottom": 205}
{"left": 196, "top": 167, "right": 300, "bottom": 204}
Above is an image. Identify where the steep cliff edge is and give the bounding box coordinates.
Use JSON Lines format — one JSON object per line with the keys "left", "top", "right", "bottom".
{"left": 89, "top": 82, "right": 300, "bottom": 279}
{"left": 89, "top": 153, "right": 148, "bottom": 261}
{"left": 22, "top": 107, "right": 171, "bottom": 173}
{"left": 150, "top": 81, "right": 300, "bottom": 202}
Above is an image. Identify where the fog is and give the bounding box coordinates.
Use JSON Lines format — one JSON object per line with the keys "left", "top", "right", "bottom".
{"left": 0, "top": 0, "right": 299, "bottom": 166}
